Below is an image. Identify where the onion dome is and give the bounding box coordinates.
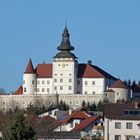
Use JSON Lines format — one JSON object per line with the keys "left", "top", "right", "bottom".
{"left": 54, "top": 26, "right": 77, "bottom": 59}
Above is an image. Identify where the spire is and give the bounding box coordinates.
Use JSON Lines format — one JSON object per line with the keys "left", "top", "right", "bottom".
{"left": 54, "top": 26, "right": 77, "bottom": 59}
{"left": 24, "top": 58, "right": 35, "bottom": 74}
{"left": 57, "top": 25, "right": 74, "bottom": 51}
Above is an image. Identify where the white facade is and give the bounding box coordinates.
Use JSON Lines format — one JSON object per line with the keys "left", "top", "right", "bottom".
{"left": 37, "top": 78, "right": 52, "bottom": 94}
{"left": 52, "top": 58, "right": 78, "bottom": 94}
{"left": 23, "top": 73, "right": 37, "bottom": 95}
{"left": 110, "top": 88, "right": 128, "bottom": 102}
{"left": 22, "top": 27, "right": 117, "bottom": 98}
{"left": 104, "top": 117, "right": 140, "bottom": 140}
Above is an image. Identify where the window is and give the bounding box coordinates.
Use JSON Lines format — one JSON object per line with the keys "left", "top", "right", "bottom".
{"left": 69, "top": 86, "right": 72, "bottom": 90}
{"left": 69, "top": 79, "right": 72, "bottom": 82}
{"left": 37, "top": 80, "right": 40, "bottom": 84}
{"left": 54, "top": 79, "right": 57, "bottom": 82}
{"left": 60, "top": 73, "right": 63, "bottom": 76}
{"left": 23, "top": 80, "right": 25, "bottom": 85}
{"left": 85, "top": 81, "right": 88, "bottom": 85}
{"left": 42, "top": 80, "right": 45, "bottom": 85}
{"left": 69, "top": 73, "right": 71, "bottom": 76}
{"left": 115, "top": 135, "right": 121, "bottom": 140}
{"left": 42, "top": 88, "right": 45, "bottom": 92}
{"left": 37, "top": 88, "right": 40, "bottom": 92}
{"left": 116, "top": 92, "right": 119, "bottom": 96}
{"left": 47, "top": 88, "right": 50, "bottom": 92}
{"left": 24, "top": 87, "right": 26, "bottom": 92}
{"left": 125, "top": 135, "right": 135, "bottom": 140}
{"left": 77, "top": 80, "right": 80, "bottom": 85}
{"left": 60, "top": 79, "right": 63, "bottom": 82}
{"left": 32, "top": 80, "right": 34, "bottom": 84}
{"left": 55, "top": 73, "right": 57, "bottom": 76}
{"left": 47, "top": 80, "right": 50, "bottom": 84}
{"left": 115, "top": 122, "right": 121, "bottom": 129}
{"left": 54, "top": 86, "right": 57, "bottom": 90}
{"left": 126, "top": 122, "right": 132, "bottom": 129}
{"left": 92, "top": 91, "right": 96, "bottom": 94}
{"left": 92, "top": 81, "right": 95, "bottom": 85}
{"left": 60, "top": 86, "right": 63, "bottom": 90}
{"left": 84, "top": 91, "right": 88, "bottom": 94}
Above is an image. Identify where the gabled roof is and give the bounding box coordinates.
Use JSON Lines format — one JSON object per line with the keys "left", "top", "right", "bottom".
{"left": 24, "top": 59, "right": 35, "bottom": 74}
{"left": 48, "top": 111, "right": 90, "bottom": 131}
{"left": 24, "top": 61, "right": 116, "bottom": 79}
{"left": 36, "top": 64, "right": 52, "bottom": 78}
{"left": 14, "top": 86, "right": 23, "bottom": 95}
{"left": 110, "top": 79, "right": 128, "bottom": 89}
{"left": 78, "top": 64, "right": 116, "bottom": 79}
{"left": 62, "top": 111, "right": 89, "bottom": 122}
{"left": 133, "top": 84, "right": 140, "bottom": 93}
{"left": 71, "top": 116, "right": 100, "bottom": 132}
{"left": 104, "top": 103, "right": 140, "bottom": 120}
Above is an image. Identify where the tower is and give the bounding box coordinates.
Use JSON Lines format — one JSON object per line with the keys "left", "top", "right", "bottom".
{"left": 23, "top": 59, "right": 37, "bottom": 95}
{"left": 52, "top": 26, "right": 78, "bottom": 94}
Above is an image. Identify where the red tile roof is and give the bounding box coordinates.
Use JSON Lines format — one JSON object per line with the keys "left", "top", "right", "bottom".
{"left": 24, "top": 59, "right": 35, "bottom": 74}
{"left": 25, "top": 62, "right": 116, "bottom": 79}
{"left": 61, "top": 111, "right": 89, "bottom": 123}
{"left": 106, "top": 89, "right": 115, "bottom": 92}
{"left": 110, "top": 79, "right": 128, "bottom": 89}
{"left": 78, "top": 64, "right": 116, "bottom": 79}
{"left": 48, "top": 111, "right": 90, "bottom": 131}
{"left": 14, "top": 86, "right": 23, "bottom": 95}
{"left": 72, "top": 116, "right": 100, "bottom": 132}
{"left": 36, "top": 64, "right": 52, "bottom": 78}
{"left": 104, "top": 103, "right": 140, "bottom": 120}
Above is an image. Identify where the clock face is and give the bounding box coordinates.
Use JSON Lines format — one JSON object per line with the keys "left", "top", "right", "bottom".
{"left": 62, "top": 64, "right": 65, "bottom": 68}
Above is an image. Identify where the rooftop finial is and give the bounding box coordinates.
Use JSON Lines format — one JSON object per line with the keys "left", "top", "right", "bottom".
{"left": 65, "top": 22, "right": 67, "bottom": 27}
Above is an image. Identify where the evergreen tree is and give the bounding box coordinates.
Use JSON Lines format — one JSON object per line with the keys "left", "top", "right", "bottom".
{"left": 82, "top": 100, "right": 86, "bottom": 108}
{"left": 91, "top": 102, "right": 97, "bottom": 111}
{"left": 123, "top": 79, "right": 128, "bottom": 86}
{"left": 86, "top": 102, "right": 90, "bottom": 111}
{"left": 26, "top": 103, "right": 40, "bottom": 115}
{"left": 127, "top": 79, "right": 131, "bottom": 88}
{"left": 97, "top": 101, "right": 103, "bottom": 112}
{"left": 131, "top": 80, "right": 136, "bottom": 88}
{"left": 58, "top": 100, "right": 69, "bottom": 111}
{"left": 2, "top": 113, "right": 36, "bottom": 140}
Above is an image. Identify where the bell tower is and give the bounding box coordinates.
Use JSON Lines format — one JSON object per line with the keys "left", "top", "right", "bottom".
{"left": 52, "top": 26, "right": 78, "bottom": 94}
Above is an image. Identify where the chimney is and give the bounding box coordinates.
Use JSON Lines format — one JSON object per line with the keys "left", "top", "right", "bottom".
{"left": 87, "top": 60, "right": 92, "bottom": 65}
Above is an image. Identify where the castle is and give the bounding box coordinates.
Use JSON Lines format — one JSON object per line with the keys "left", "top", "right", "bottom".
{"left": 0, "top": 26, "right": 130, "bottom": 111}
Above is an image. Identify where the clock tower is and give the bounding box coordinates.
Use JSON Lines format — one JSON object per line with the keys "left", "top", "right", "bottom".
{"left": 52, "top": 26, "right": 78, "bottom": 94}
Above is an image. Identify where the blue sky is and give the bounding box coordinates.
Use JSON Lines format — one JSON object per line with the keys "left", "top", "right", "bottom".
{"left": 0, "top": 0, "right": 140, "bottom": 92}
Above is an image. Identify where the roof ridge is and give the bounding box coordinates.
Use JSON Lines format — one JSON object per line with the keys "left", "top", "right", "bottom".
{"left": 110, "top": 79, "right": 128, "bottom": 89}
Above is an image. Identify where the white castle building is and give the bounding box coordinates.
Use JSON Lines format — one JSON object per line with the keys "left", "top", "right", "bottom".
{"left": 23, "top": 26, "right": 117, "bottom": 96}
{"left": 0, "top": 26, "right": 130, "bottom": 111}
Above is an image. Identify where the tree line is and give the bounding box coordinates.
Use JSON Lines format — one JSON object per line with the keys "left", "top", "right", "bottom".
{"left": 123, "top": 79, "right": 140, "bottom": 88}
